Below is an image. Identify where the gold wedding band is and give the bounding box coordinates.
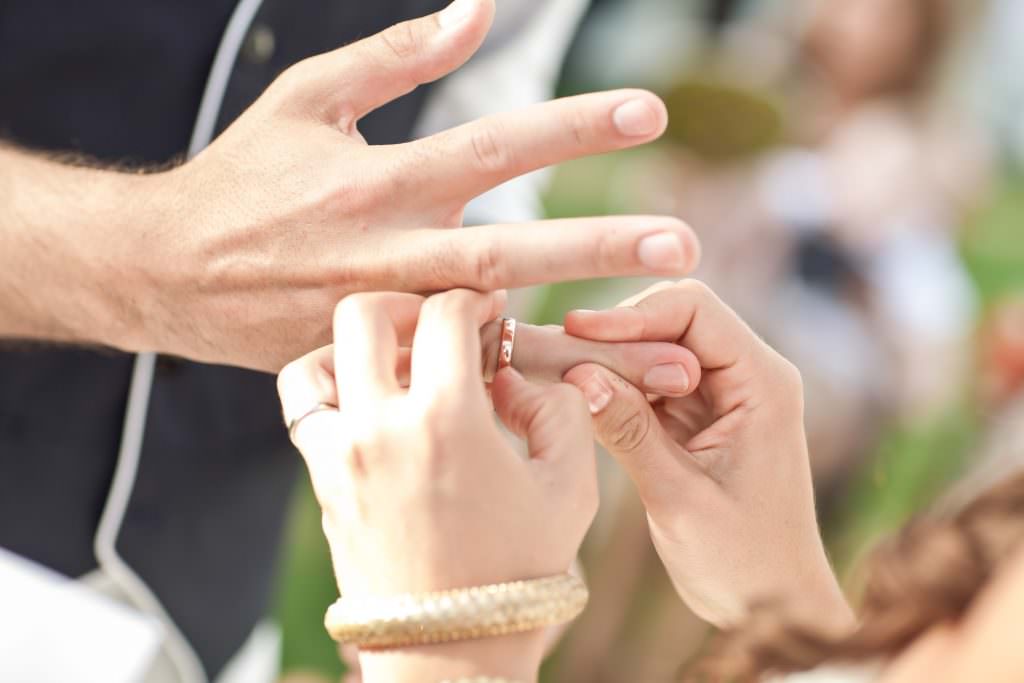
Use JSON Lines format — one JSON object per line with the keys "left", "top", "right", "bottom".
{"left": 498, "top": 317, "right": 517, "bottom": 370}
{"left": 287, "top": 402, "right": 338, "bottom": 443}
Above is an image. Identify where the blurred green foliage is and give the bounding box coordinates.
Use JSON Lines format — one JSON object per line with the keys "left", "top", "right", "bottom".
{"left": 275, "top": 480, "right": 347, "bottom": 678}
{"left": 962, "top": 176, "right": 1024, "bottom": 305}
{"left": 662, "top": 81, "right": 783, "bottom": 162}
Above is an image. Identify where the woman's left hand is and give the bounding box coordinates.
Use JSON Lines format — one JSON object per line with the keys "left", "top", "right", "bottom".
{"left": 277, "top": 289, "right": 599, "bottom": 680}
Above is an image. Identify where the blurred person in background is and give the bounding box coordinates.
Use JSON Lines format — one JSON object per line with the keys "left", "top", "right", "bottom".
{"left": 0, "top": 1, "right": 705, "bottom": 681}
{"left": 279, "top": 281, "right": 1024, "bottom": 683}
{"left": 657, "top": 0, "right": 988, "bottom": 492}
{"left": 542, "top": 2, "right": 997, "bottom": 679}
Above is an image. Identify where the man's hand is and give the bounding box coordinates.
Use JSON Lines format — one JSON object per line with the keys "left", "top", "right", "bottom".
{"left": 104, "top": 0, "right": 694, "bottom": 370}
{"left": 562, "top": 281, "right": 853, "bottom": 632}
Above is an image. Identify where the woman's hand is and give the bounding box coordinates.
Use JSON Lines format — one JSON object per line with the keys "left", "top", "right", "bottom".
{"left": 563, "top": 280, "right": 853, "bottom": 631}
{"left": 277, "top": 289, "right": 598, "bottom": 682}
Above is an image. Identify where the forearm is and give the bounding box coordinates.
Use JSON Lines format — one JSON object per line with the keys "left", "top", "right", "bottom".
{"left": 359, "top": 631, "right": 545, "bottom": 683}
{"left": 0, "top": 144, "right": 161, "bottom": 349}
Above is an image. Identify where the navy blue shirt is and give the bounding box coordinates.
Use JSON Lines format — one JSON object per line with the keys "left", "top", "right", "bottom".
{"left": 0, "top": 0, "right": 445, "bottom": 676}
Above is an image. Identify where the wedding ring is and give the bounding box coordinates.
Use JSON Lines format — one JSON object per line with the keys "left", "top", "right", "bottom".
{"left": 498, "top": 317, "right": 517, "bottom": 370}
{"left": 287, "top": 402, "right": 338, "bottom": 443}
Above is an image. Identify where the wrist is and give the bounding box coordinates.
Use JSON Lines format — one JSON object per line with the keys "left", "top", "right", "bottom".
{"left": 794, "top": 564, "right": 856, "bottom": 636}
{"left": 79, "top": 168, "right": 170, "bottom": 352}
{"left": 0, "top": 148, "right": 163, "bottom": 349}
{"left": 763, "top": 543, "right": 855, "bottom": 637}
{"left": 358, "top": 631, "right": 545, "bottom": 683}
{"left": 72, "top": 163, "right": 186, "bottom": 355}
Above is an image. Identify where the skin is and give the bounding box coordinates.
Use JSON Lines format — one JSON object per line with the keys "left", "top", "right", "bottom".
{"left": 278, "top": 281, "right": 854, "bottom": 681}
{"left": 562, "top": 281, "right": 854, "bottom": 632}
{"left": 0, "top": 0, "right": 699, "bottom": 371}
{"left": 279, "top": 290, "right": 599, "bottom": 681}
{"left": 287, "top": 315, "right": 703, "bottom": 406}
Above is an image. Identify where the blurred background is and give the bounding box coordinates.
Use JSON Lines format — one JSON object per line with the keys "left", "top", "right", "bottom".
{"left": 275, "top": 0, "right": 1024, "bottom": 680}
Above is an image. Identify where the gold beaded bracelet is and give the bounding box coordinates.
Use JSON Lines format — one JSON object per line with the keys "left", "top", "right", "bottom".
{"left": 324, "top": 573, "right": 588, "bottom": 648}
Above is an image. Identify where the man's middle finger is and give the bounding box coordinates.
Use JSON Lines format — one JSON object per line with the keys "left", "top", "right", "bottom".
{"left": 406, "top": 89, "right": 668, "bottom": 204}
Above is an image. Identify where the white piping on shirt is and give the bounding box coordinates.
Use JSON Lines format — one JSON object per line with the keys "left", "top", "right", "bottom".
{"left": 93, "top": 2, "right": 266, "bottom": 682}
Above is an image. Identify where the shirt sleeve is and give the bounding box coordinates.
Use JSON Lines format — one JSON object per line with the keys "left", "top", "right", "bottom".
{"left": 412, "top": 0, "right": 593, "bottom": 225}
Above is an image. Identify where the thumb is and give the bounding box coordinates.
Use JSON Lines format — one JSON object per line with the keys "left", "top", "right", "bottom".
{"left": 491, "top": 368, "right": 593, "bottom": 464}
{"left": 563, "top": 363, "right": 697, "bottom": 503}
{"left": 299, "top": 0, "right": 494, "bottom": 127}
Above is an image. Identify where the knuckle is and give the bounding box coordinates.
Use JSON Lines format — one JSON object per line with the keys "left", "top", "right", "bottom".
{"left": 342, "top": 441, "right": 370, "bottom": 476}
{"left": 420, "top": 289, "right": 479, "bottom": 324}
{"left": 593, "top": 227, "right": 626, "bottom": 272}
{"left": 333, "top": 293, "right": 370, "bottom": 327}
{"left": 775, "top": 356, "right": 804, "bottom": 395}
{"left": 273, "top": 59, "right": 316, "bottom": 98}
{"left": 276, "top": 361, "right": 301, "bottom": 396}
{"left": 758, "top": 352, "right": 804, "bottom": 413}
{"left": 678, "top": 278, "right": 714, "bottom": 302}
{"left": 555, "top": 384, "right": 589, "bottom": 417}
{"left": 469, "top": 124, "right": 513, "bottom": 174}
{"left": 565, "top": 107, "right": 592, "bottom": 149}
{"left": 468, "top": 240, "right": 505, "bottom": 290}
{"left": 420, "top": 291, "right": 455, "bottom": 320}
{"left": 608, "top": 407, "right": 652, "bottom": 454}
{"left": 379, "top": 20, "right": 422, "bottom": 61}
{"left": 416, "top": 404, "right": 458, "bottom": 459}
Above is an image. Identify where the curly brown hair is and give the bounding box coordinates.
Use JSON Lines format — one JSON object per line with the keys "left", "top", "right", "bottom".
{"left": 692, "top": 470, "right": 1024, "bottom": 681}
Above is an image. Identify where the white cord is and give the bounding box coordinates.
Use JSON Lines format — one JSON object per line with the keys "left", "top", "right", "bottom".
{"left": 93, "top": 1, "right": 266, "bottom": 682}
{"left": 189, "top": 0, "right": 267, "bottom": 156}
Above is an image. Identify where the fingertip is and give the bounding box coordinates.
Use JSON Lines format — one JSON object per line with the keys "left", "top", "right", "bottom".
{"left": 678, "top": 347, "right": 702, "bottom": 396}
{"left": 436, "top": 0, "right": 494, "bottom": 45}
{"left": 635, "top": 217, "right": 701, "bottom": 276}
{"left": 563, "top": 363, "right": 615, "bottom": 415}
{"left": 611, "top": 89, "right": 669, "bottom": 140}
{"left": 679, "top": 220, "right": 702, "bottom": 272}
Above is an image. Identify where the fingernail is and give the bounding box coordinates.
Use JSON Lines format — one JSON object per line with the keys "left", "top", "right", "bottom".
{"left": 579, "top": 373, "right": 613, "bottom": 415}
{"left": 643, "top": 363, "right": 690, "bottom": 396}
{"left": 439, "top": 0, "right": 475, "bottom": 29}
{"left": 637, "top": 232, "right": 686, "bottom": 272}
{"left": 613, "top": 99, "right": 660, "bottom": 137}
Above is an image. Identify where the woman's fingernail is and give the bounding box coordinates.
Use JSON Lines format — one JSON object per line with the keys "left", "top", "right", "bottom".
{"left": 643, "top": 363, "right": 690, "bottom": 396}
{"left": 579, "top": 373, "right": 613, "bottom": 415}
{"left": 439, "top": 0, "right": 475, "bottom": 29}
{"left": 637, "top": 232, "right": 686, "bottom": 272}
{"left": 612, "top": 98, "right": 660, "bottom": 137}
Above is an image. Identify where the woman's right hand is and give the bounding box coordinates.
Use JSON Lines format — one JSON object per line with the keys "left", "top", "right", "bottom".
{"left": 563, "top": 280, "right": 854, "bottom": 631}
{"left": 278, "top": 289, "right": 599, "bottom": 682}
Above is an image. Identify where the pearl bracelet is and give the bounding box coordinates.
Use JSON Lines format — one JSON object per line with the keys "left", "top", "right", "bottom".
{"left": 324, "top": 573, "right": 588, "bottom": 648}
